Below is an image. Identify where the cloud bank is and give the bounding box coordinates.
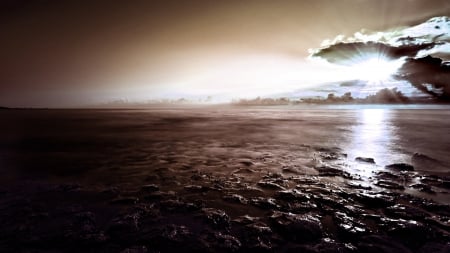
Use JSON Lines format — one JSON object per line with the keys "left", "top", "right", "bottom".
{"left": 311, "top": 16, "right": 450, "bottom": 100}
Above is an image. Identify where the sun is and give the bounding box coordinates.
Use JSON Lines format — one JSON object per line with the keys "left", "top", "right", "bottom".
{"left": 350, "top": 56, "right": 404, "bottom": 82}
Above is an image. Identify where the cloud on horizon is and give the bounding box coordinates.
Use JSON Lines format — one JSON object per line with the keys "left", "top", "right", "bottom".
{"left": 311, "top": 16, "right": 450, "bottom": 100}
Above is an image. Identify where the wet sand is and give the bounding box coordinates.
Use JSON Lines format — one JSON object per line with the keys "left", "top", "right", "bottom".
{"left": 0, "top": 107, "right": 449, "bottom": 252}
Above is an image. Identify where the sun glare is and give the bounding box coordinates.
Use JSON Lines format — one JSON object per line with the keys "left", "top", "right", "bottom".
{"left": 351, "top": 56, "right": 404, "bottom": 82}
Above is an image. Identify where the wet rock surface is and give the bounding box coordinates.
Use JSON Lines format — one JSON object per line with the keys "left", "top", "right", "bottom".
{"left": 2, "top": 165, "right": 449, "bottom": 253}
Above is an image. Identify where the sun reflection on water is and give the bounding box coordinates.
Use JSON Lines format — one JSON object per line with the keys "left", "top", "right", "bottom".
{"left": 346, "top": 109, "right": 399, "bottom": 178}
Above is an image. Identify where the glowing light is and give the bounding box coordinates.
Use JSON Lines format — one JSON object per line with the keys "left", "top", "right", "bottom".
{"left": 351, "top": 56, "right": 404, "bottom": 82}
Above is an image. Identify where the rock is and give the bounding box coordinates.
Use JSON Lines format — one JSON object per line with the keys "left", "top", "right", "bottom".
{"left": 241, "top": 222, "right": 273, "bottom": 252}
{"left": 275, "top": 189, "right": 308, "bottom": 201}
{"left": 357, "top": 235, "right": 413, "bottom": 253}
{"left": 201, "top": 208, "right": 230, "bottom": 229}
{"left": 285, "top": 201, "right": 318, "bottom": 213}
{"left": 199, "top": 232, "right": 241, "bottom": 252}
{"left": 418, "top": 242, "right": 450, "bottom": 253}
{"left": 184, "top": 185, "right": 208, "bottom": 192}
{"left": 160, "top": 224, "right": 192, "bottom": 243}
{"left": 245, "top": 222, "right": 272, "bottom": 234}
{"left": 409, "top": 183, "right": 434, "bottom": 193}
{"left": 146, "top": 224, "right": 194, "bottom": 251}
{"left": 352, "top": 192, "right": 395, "bottom": 208}
{"left": 374, "top": 171, "right": 400, "bottom": 181}
{"left": 53, "top": 183, "right": 82, "bottom": 192}
{"left": 107, "top": 212, "right": 141, "bottom": 243}
{"left": 386, "top": 220, "right": 434, "bottom": 249}
{"left": 315, "top": 165, "right": 345, "bottom": 177}
{"left": 385, "top": 163, "right": 414, "bottom": 171}
{"left": 232, "top": 215, "right": 261, "bottom": 225}
{"left": 223, "top": 194, "right": 248, "bottom": 204}
{"left": 355, "top": 157, "right": 376, "bottom": 164}
{"left": 441, "top": 180, "right": 450, "bottom": 189}
{"left": 120, "top": 246, "right": 148, "bottom": 253}
{"left": 110, "top": 197, "right": 139, "bottom": 205}
{"left": 333, "top": 211, "right": 368, "bottom": 239}
{"left": 250, "top": 197, "right": 280, "bottom": 210}
{"left": 385, "top": 204, "right": 429, "bottom": 220}
{"left": 257, "top": 181, "right": 286, "bottom": 190}
{"left": 319, "top": 152, "right": 347, "bottom": 161}
{"left": 374, "top": 180, "right": 405, "bottom": 190}
{"left": 346, "top": 182, "right": 372, "bottom": 190}
{"left": 160, "top": 199, "right": 201, "bottom": 212}
{"left": 144, "top": 190, "right": 176, "bottom": 200}
{"left": 285, "top": 238, "right": 355, "bottom": 253}
{"left": 140, "top": 184, "right": 159, "bottom": 192}
{"left": 232, "top": 168, "right": 256, "bottom": 174}
{"left": 240, "top": 160, "right": 254, "bottom": 166}
{"left": 269, "top": 211, "right": 322, "bottom": 243}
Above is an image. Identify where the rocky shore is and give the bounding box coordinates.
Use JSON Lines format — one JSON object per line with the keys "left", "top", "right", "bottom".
{"left": 1, "top": 146, "right": 449, "bottom": 252}
{"left": 0, "top": 108, "right": 449, "bottom": 252}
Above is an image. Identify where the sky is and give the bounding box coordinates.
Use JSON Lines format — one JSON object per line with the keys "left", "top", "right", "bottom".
{"left": 1, "top": 0, "right": 450, "bottom": 107}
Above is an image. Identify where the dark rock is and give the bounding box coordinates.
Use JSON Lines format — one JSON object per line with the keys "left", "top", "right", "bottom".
{"left": 424, "top": 215, "right": 450, "bottom": 231}
{"left": 313, "top": 194, "right": 348, "bottom": 210}
{"left": 257, "top": 181, "right": 286, "bottom": 190}
{"left": 409, "top": 183, "right": 434, "bottom": 193}
{"left": 184, "top": 185, "right": 208, "bottom": 192}
{"left": 315, "top": 165, "right": 345, "bottom": 177}
{"left": 245, "top": 222, "right": 272, "bottom": 234}
{"left": 334, "top": 211, "right": 368, "bottom": 239}
{"left": 275, "top": 189, "right": 308, "bottom": 201}
{"left": 107, "top": 212, "right": 141, "bottom": 243}
{"left": 386, "top": 220, "right": 434, "bottom": 249}
{"left": 346, "top": 182, "right": 372, "bottom": 190}
{"left": 160, "top": 224, "right": 192, "bottom": 243}
{"left": 269, "top": 211, "right": 322, "bottom": 243}
{"left": 250, "top": 197, "right": 280, "bottom": 210}
{"left": 285, "top": 238, "right": 355, "bottom": 253}
{"left": 140, "top": 184, "right": 159, "bottom": 192}
{"left": 240, "top": 160, "right": 254, "bottom": 166}
{"left": 442, "top": 180, "right": 450, "bottom": 189}
{"left": 120, "top": 246, "right": 148, "bottom": 253}
{"left": 385, "top": 204, "right": 429, "bottom": 220}
{"left": 374, "top": 171, "right": 400, "bottom": 181}
{"left": 110, "top": 197, "right": 139, "bottom": 205}
{"left": 223, "top": 194, "right": 248, "bottom": 204}
{"left": 355, "top": 157, "right": 375, "bottom": 164}
{"left": 240, "top": 222, "right": 273, "bottom": 252}
{"left": 357, "top": 235, "right": 413, "bottom": 253}
{"left": 385, "top": 163, "right": 414, "bottom": 171}
{"left": 53, "top": 183, "right": 82, "bottom": 192}
{"left": 232, "top": 168, "right": 256, "bottom": 174}
{"left": 232, "top": 215, "right": 261, "bottom": 225}
{"left": 199, "top": 231, "right": 241, "bottom": 252}
{"left": 146, "top": 224, "right": 195, "bottom": 251}
{"left": 160, "top": 199, "right": 201, "bottom": 212}
{"left": 201, "top": 208, "right": 231, "bottom": 229}
{"left": 285, "top": 201, "right": 318, "bottom": 213}
{"left": 352, "top": 192, "right": 395, "bottom": 208}
{"left": 320, "top": 152, "right": 347, "bottom": 161}
{"left": 418, "top": 242, "right": 450, "bottom": 253}
{"left": 374, "top": 180, "right": 405, "bottom": 190}
{"left": 144, "top": 190, "right": 177, "bottom": 200}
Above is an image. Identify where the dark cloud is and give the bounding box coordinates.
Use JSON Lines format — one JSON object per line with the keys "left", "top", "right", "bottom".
{"left": 396, "top": 56, "right": 450, "bottom": 99}
{"left": 311, "top": 16, "right": 450, "bottom": 101}
{"left": 312, "top": 42, "right": 435, "bottom": 65}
